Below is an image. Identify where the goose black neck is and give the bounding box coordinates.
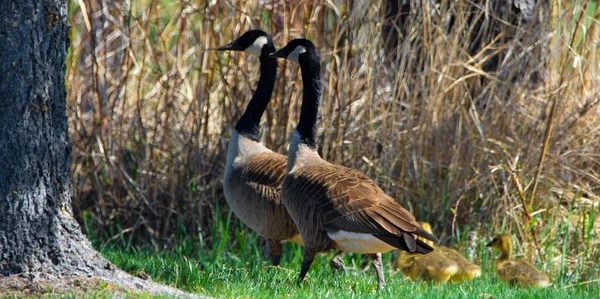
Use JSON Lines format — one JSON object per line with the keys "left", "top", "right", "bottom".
{"left": 296, "top": 53, "right": 321, "bottom": 148}
{"left": 235, "top": 51, "right": 277, "bottom": 141}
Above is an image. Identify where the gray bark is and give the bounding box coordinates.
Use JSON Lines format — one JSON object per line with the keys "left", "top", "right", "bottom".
{"left": 0, "top": 0, "right": 100, "bottom": 276}
{"left": 0, "top": 1, "right": 201, "bottom": 297}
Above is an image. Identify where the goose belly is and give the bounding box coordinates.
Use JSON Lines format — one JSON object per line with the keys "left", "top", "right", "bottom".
{"left": 327, "top": 230, "right": 395, "bottom": 254}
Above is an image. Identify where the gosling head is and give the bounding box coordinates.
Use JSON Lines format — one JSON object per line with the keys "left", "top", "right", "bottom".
{"left": 269, "top": 38, "right": 317, "bottom": 64}
{"left": 217, "top": 30, "right": 274, "bottom": 58}
{"left": 419, "top": 222, "right": 433, "bottom": 234}
{"left": 417, "top": 222, "right": 435, "bottom": 247}
{"left": 486, "top": 234, "right": 513, "bottom": 256}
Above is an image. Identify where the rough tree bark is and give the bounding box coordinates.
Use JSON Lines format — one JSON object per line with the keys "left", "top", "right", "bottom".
{"left": 0, "top": 1, "right": 198, "bottom": 296}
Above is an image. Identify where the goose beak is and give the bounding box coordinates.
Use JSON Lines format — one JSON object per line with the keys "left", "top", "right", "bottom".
{"left": 485, "top": 241, "right": 493, "bottom": 247}
{"left": 217, "top": 41, "right": 239, "bottom": 51}
{"left": 269, "top": 49, "right": 286, "bottom": 59}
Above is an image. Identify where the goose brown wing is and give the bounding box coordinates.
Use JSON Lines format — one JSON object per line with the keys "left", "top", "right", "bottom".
{"left": 291, "top": 163, "right": 437, "bottom": 252}
{"left": 235, "top": 152, "right": 288, "bottom": 201}
{"left": 229, "top": 151, "right": 299, "bottom": 239}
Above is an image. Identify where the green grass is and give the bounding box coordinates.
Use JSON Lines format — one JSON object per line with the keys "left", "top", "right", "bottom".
{"left": 82, "top": 199, "right": 599, "bottom": 298}
{"left": 98, "top": 240, "right": 599, "bottom": 299}
{"left": 86, "top": 204, "right": 599, "bottom": 298}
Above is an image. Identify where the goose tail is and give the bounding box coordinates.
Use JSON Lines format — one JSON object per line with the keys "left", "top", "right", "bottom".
{"left": 373, "top": 233, "right": 435, "bottom": 254}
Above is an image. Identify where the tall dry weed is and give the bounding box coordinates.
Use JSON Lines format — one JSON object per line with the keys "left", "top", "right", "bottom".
{"left": 66, "top": 0, "right": 599, "bottom": 280}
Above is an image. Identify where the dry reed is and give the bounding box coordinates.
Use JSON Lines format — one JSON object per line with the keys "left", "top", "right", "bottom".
{"left": 66, "top": 0, "right": 599, "bottom": 280}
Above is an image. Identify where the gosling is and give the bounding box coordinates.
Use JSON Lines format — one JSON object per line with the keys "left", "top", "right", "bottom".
{"left": 486, "top": 234, "right": 551, "bottom": 287}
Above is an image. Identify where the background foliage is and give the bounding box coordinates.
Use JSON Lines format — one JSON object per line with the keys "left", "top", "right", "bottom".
{"left": 66, "top": 0, "right": 600, "bottom": 284}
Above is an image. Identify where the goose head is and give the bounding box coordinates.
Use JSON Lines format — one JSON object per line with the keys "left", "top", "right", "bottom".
{"left": 269, "top": 38, "right": 317, "bottom": 64}
{"left": 218, "top": 30, "right": 275, "bottom": 58}
{"left": 486, "top": 234, "right": 513, "bottom": 258}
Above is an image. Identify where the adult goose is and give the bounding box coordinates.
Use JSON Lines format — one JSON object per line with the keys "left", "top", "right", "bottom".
{"left": 218, "top": 30, "right": 345, "bottom": 270}
{"left": 219, "top": 30, "right": 298, "bottom": 266}
{"left": 270, "top": 39, "right": 438, "bottom": 288}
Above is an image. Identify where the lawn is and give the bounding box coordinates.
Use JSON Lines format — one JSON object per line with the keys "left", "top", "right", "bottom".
{"left": 96, "top": 238, "right": 599, "bottom": 299}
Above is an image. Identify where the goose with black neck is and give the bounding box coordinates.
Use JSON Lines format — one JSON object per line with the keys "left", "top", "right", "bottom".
{"left": 270, "top": 39, "right": 438, "bottom": 289}
{"left": 217, "top": 31, "right": 345, "bottom": 271}
{"left": 218, "top": 30, "right": 299, "bottom": 266}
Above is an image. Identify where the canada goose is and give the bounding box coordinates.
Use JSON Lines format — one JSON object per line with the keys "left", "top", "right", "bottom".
{"left": 419, "top": 222, "right": 481, "bottom": 282}
{"left": 219, "top": 30, "right": 300, "bottom": 266}
{"left": 486, "top": 234, "right": 551, "bottom": 287}
{"left": 219, "top": 30, "right": 345, "bottom": 271}
{"left": 269, "top": 39, "right": 438, "bottom": 289}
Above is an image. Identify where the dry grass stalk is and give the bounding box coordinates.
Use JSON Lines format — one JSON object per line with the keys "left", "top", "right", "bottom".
{"left": 65, "top": 0, "right": 600, "bottom": 280}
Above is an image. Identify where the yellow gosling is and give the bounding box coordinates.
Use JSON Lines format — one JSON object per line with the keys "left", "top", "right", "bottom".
{"left": 486, "top": 234, "right": 551, "bottom": 287}
{"left": 396, "top": 248, "right": 458, "bottom": 283}
{"left": 419, "top": 222, "right": 481, "bottom": 282}
{"left": 436, "top": 247, "right": 482, "bottom": 282}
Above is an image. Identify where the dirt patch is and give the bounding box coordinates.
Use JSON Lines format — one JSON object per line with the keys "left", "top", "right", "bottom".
{"left": 0, "top": 270, "right": 205, "bottom": 298}
{"left": 1, "top": 275, "right": 123, "bottom": 297}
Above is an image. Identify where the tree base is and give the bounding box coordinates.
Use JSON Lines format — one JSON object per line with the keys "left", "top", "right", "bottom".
{"left": 1, "top": 266, "right": 203, "bottom": 298}
{"left": 2, "top": 208, "right": 203, "bottom": 297}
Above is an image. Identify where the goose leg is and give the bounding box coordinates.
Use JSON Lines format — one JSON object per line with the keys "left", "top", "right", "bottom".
{"left": 267, "top": 239, "right": 283, "bottom": 266}
{"left": 390, "top": 250, "right": 399, "bottom": 270}
{"left": 298, "top": 250, "right": 316, "bottom": 283}
{"left": 367, "top": 253, "right": 386, "bottom": 290}
{"left": 329, "top": 250, "right": 346, "bottom": 273}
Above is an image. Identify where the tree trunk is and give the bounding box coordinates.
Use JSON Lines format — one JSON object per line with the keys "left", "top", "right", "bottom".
{"left": 0, "top": 0, "right": 104, "bottom": 276}
{"left": 0, "top": 1, "right": 197, "bottom": 296}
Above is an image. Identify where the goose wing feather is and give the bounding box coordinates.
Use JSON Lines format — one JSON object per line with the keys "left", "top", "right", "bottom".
{"left": 228, "top": 152, "right": 299, "bottom": 240}
{"left": 235, "top": 152, "right": 288, "bottom": 201}
{"left": 288, "top": 163, "right": 437, "bottom": 249}
{"left": 240, "top": 152, "right": 288, "bottom": 187}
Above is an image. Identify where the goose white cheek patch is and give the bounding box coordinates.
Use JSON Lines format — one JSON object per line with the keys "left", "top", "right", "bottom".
{"left": 287, "top": 46, "right": 307, "bottom": 63}
{"left": 244, "top": 36, "right": 268, "bottom": 57}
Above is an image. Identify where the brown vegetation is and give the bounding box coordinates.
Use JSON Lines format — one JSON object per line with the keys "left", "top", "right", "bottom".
{"left": 66, "top": 0, "right": 599, "bottom": 280}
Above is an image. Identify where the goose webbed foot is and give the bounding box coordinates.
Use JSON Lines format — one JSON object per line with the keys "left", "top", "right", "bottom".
{"left": 270, "top": 254, "right": 282, "bottom": 266}
{"left": 297, "top": 250, "right": 316, "bottom": 284}
{"left": 330, "top": 250, "right": 346, "bottom": 273}
{"left": 267, "top": 239, "right": 283, "bottom": 266}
